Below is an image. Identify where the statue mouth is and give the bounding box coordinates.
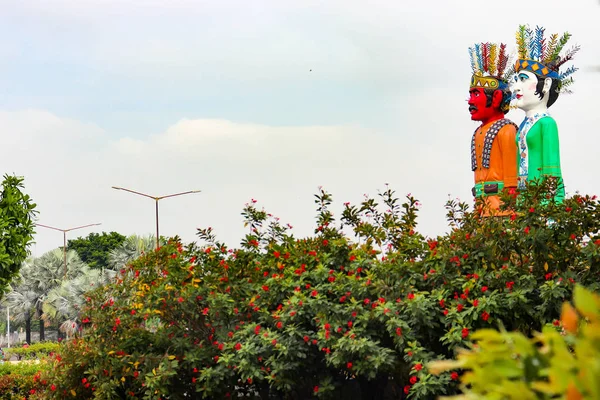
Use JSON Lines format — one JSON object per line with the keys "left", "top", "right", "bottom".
{"left": 469, "top": 105, "right": 477, "bottom": 113}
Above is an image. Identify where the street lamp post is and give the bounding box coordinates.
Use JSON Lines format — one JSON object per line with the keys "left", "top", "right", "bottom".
{"left": 111, "top": 187, "right": 201, "bottom": 250}
{"left": 36, "top": 223, "right": 102, "bottom": 276}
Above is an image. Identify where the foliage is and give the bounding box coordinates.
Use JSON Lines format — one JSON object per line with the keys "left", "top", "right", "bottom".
{"left": 3, "top": 342, "right": 60, "bottom": 361}
{"left": 3, "top": 249, "right": 100, "bottom": 342}
{"left": 39, "top": 180, "right": 600, "bottom": 399}
{"left": 0, "top": 174, "right": 37, "bottom": 296}
{"left": 429, "top": 285, "right": 600, "bottom": 399}
{"left": 67, "top": 232, "right": 126, "bottom": 270}
{"left": 107, "top": 234, "right": 157, "bottom": 272}
{"left": 0, "top": 361, "right": 46, "bottom": 400}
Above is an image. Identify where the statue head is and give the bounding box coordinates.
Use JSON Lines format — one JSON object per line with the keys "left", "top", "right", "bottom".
{"left": 512, "top": 25, "right": 580, "bottom": 114}
{"left": 468, "top": 43, "right": 513, "bottom": 124}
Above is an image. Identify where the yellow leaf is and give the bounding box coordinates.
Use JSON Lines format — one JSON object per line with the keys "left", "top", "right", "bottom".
{"left": 152, "top": 368, "right": 156, "bottom": 375}
{"left": 168, "top": 355, "right": 176, "bottom": 360}
{"left": 561, "top": 303, "right": 579, "bottom": 334}
{"left": 71, "top": 390, "right": 76, "bottom": 396}
{"left": 544, "top": 262, "right": 549, "bottom": 272}
{"left": 121, "top": 376, "right": 126, "bottom": 382}
{"left": 108, "top": 351, "right": 115, "bottom": 355}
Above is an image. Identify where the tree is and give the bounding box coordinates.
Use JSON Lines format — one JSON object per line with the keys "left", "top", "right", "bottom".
{"left": 107, "top": 234, "right": 157, "bottom": 270}
{"left": 67, "top": 231, "right": 126, "bottom": 270}
{"left": 4, "top": 249, "right": 89, "bottom": 343}
{"left": 0, "top": 174, "right": 37, "bottom": 296}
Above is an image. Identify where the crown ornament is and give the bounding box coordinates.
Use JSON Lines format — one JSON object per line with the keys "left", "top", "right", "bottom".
{"left": 514, "top": 25, "right": 580, "bottom": 94}
{"left": 469, "top": 42, "right": 513, "bottom": 90}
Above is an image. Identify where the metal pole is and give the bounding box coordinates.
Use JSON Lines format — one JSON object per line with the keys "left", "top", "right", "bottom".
{"left": 155, "top": 199, "right": 160, "bottom": 250}
{"left": 63, "top": 231, "right": 67, "bottom": 277}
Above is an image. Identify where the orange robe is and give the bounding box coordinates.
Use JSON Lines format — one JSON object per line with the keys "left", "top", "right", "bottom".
{"left": 473, "top": 120, "right": 518, "bottom": 216}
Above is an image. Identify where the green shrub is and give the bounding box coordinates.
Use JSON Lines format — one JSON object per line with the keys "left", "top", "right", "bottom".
{"left": 429, "top": 284, "right": 600, "bottom": 399}
{"left": 38, "top": 180, "right": 600, "bottom": 399}
{"left": 0, "top": 361, "right": 46, "bottom": 399}
{"left": 3, "top": 342, "right": 60, "bottom": 361}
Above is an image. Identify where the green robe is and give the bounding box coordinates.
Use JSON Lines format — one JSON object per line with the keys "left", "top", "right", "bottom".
{"left": 516, "top": 115, "right": 565, "bottom": 203}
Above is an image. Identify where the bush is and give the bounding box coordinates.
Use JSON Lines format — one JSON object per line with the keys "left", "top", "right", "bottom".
{"left": 40, "top": 180, "right": 600, "bottom": 399}
{"left": 0, "top": 362, "right": 46, "bottom": 400}
{"left": 429, "top": 284, "right": 600, "bottom": 399}
{"left": 3, "top": 342, "right": 60, "bottom": 361}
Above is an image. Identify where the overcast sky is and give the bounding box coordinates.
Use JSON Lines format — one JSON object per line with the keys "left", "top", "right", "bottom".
{"left": 2, "top": 0, "right": 599, "bottom": 257}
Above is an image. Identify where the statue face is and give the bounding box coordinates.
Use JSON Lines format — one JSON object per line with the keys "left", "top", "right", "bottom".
{"left": 468, "top": 88, "right": 498, "bottom": 123}
{"left": 512, "top": 70, "right": 548, "bottom": 112}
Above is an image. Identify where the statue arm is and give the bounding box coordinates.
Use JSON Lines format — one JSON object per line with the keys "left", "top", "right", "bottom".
{"left": 499, "top": 124, "right": 518, "bottom": 188}
{"left": 540, "top": 118, "right": 562, "bottom": 178}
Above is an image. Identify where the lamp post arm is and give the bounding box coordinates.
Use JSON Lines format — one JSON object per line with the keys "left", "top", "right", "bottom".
{"left": 157, "top": 190, "right": 201, "bottom": 200}
{"left": 112, "top": 187, "right": 157, "bottom": 200}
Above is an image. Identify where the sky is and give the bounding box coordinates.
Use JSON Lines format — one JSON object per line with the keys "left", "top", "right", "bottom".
{"left": 1, "top": 0, "right": 599, "bottom": 257}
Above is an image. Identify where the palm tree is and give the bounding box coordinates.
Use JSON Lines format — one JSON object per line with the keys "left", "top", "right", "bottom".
{"left": 3, "top": 249, "right": 88, "bottom": 342}
{"left": 107, "top": 234, "right": 157, "bottom": 272}
{"left": 42, "top": 266, "right": 103, "bottom": 338}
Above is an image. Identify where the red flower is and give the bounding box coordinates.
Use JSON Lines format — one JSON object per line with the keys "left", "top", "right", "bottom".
{"left": 553, "top": 319, "right": 560, "bottom": 326}
{"left": 347, "top": 362, "right": 353, "bottom": 369}
{"left": 443, "top": 309, "right": 449, "bottom": 316}
{"left": 272, "top": 339, "right": 277, "bottom": 346}
{"left": 349, "top": 255, "right": 356, "bottom": 261}
{"left": 328, "top": 276, "right": 336, "bottom": 283}
{"left": 472, "top": 299, "right": 479, "bottom": 307}
{"left": 304, "top": 335, "right": 310, "bottom": 342}
{"left": 311, "top": 290, "right": 318, "bottom": 297}
{"left": 407, "top": 293, "right": 415, "bottom": 300}
{"left": 481, "top": 311, "right": 490, "bottom": 321}
{"left": 506, "top": 281, "right": 515, "bottom": 291}
{"left": 413, "top": 363, "right": 423, "bottom": 371}
{"left": 409, "top": 376, "right": 417, "bottom": 384}
{"left": 524, "top": 226, "right": 530, "bottom": 234}
{"left": 324, "top": 323, "right": 331, "bottom": 331}
{"left": 529, "top": 207, "right": 535, "bottom": 213}
{"left": 451, "top": 371, "right": 459, "bottom": 380}
{"left": 50, "top": 384, "right": 56, "bottom": 391}
{"left": 276, "top": 321, "right": 283, "bottom": 329}
{"left": 234, "top": 343, "right": 242, "bottom": 351}
{"left": 396, "top": 327, "right": 402, "bottom": 336}
{"left": 481, "top": 286, "right": 488, "bottom": 293}
{"left": 347, "top": 321, "right": 353, "bottom": 328}
{"left": 273, "top": 251, "right": 280, "bottom": 258}
{"left": 545, "top": 273, "right": 553, "bottom": 280}
{"left": 404, "top": 385, "right": 411, "bottom": 395}
{"left": 570, "top": 234, "right": 576, "bottom": 240}
{"left": 314, "top": 386, "right": 319, "bottom": 393}
{"left": 262, "top": 285, "right": 269, "bottom": 292}
{"left": 457, "top": 304, "right": 464, "bottom": 312}
{"left": 322, "top": 239, "right": 329, "bottom": 246}
{"left": 178, "top": 297, "right": 184, "bottom": 303}
{"left": 439, "top": 299, "right": 445, "bottom": 308}
{"left": 510, "top": 213, "right": 517, "bottom": 221}
{"left": 461, "top": 328, "right": 469, "bottom": 339}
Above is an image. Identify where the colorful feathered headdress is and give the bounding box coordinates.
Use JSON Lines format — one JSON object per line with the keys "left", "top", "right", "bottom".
{"left": 468, "top": 42, "right": 513, "bottom": 90}
{"left": 514, "top": 25, "right": 580, "bottom": 93}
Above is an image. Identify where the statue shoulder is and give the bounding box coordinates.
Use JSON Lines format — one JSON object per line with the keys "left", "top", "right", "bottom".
{"left": 496, "top": 118, "right": 518, "bottom": 135}
{"left": 538, "top": 115, "right": 558, "bottom": 129}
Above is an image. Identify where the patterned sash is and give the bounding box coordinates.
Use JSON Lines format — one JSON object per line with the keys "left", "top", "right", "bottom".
{"left": 471, "top": 119, "right": 518, "bottom": 171}
{"left": 516, "top": 112, "right": 550, "bottom": 189}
